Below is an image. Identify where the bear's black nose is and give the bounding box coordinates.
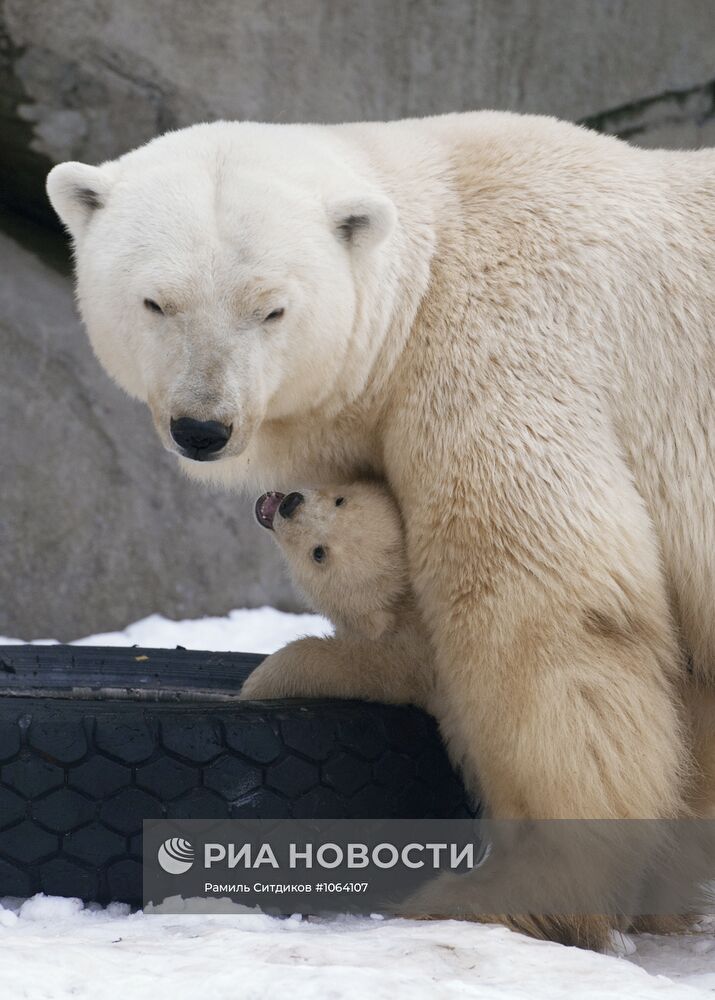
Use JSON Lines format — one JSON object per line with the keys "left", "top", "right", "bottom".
{"left": 170, "top": 417, "right": 232, "bottom": 460}
{"left": 278, "top": 492, "right": 304, "bottom": 519}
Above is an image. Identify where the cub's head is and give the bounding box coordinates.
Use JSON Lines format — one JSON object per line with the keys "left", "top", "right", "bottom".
{"left": 255, "top": 481, "right": 408, "bottom": 639}
{"left": 45, "top": 123, "right": 398, "bottom": 485}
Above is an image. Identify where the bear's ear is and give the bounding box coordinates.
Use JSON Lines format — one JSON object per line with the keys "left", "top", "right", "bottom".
{"left": 328, "top": 194, "right": 397, "bottom": 250}
{"left": 351, "top": 607, "right": 397, "bottom": 642}
{"left": 46, "top": 162, "right": 112, "bottom": 240}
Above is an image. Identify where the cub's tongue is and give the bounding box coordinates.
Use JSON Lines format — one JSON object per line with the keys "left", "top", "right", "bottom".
{"left": 255, "top": 492, "right": 285, "bottom": 530}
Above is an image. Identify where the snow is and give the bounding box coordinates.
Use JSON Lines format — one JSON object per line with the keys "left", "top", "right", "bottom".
{"left": 1, "top": 607, "right": 713, "bottom": 999}
{"left": 0, "top": 605, "right": 333, "bottom": 653}
{"left": 0, "top": 896, "right": 713, "bottom": 1000}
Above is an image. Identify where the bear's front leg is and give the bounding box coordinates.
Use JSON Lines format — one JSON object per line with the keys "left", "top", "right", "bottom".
{"left": 240, "top": 635, "right": 429, "bottom": 707}
{"left": 389, "top": 411, "right": 689, "bottom": 948}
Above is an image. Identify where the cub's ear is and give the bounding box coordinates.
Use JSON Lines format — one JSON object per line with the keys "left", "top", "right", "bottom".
{"left": 328, "top": 193, "right": 397, "bottom": 249}
{"left": 352, "top": 607, "right": 396, "bottom": 642}
{"left": 46, "top": 162, "right": 112, "bottom": 240}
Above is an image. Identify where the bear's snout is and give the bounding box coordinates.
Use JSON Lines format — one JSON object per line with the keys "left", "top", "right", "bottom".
{"left": 278, "top": 492, "right": 304, "bottom": 520}
{"left": 169, "top": 417, "right": 232, "bottom": 460}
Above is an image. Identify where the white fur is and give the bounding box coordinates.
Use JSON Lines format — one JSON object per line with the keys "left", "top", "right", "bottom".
{"left": 47, "top": 113, "right": 715, "bottom": 948}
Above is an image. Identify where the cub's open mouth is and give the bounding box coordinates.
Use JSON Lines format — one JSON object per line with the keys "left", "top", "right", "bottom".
{"left": 255, "top": 492, "right": 285, "bottom": 530}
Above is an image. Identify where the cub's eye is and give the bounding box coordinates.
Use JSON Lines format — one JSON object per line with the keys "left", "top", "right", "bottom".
{"left": 312, "top": 546, "right": 326, "bottom": 563}
{"left": 335, "top": 497, "right": 345, "bottom": 507}
{"left": 264, "top": 307, "right": 285, "bottom": 322}
{"left": 144, "top": 298, "right": 164, "bottom": 315}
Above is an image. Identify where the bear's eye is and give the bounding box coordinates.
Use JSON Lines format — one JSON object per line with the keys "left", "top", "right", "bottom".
{"left": 264, "top": 307, "right": 285, "bottom": 323}
{"left": 335, "top": 497, "right": 345, "bottom": 507}
{"left": 312, "top": 546, "right": 326, "bottom": 563}
{"left": 144, "top": 298, "right": 164, "bottom": 315}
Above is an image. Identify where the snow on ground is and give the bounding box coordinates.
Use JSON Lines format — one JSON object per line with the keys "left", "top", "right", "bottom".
{"left": 1, "top": 607, "right": 713, "bottom": 999}
{"left": 0, "top": 896, "right": 713, "bottom": 1000}
{"left": 0, "top": 605, "right": 333, "bottom": 653}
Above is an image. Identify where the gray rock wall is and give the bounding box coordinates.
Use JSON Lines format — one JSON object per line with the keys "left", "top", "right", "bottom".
{"left": 1, "top": 0, "right": 713, "bottom": 640}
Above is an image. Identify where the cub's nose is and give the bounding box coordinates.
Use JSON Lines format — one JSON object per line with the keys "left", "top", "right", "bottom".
{"left": 278, "top": 492, "right": 304, "bottom": 519}
{"left": 170, "top": 417, "right": 232, "bottom": 459}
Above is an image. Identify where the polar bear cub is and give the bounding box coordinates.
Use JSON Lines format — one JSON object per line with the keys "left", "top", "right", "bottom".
{"left": 243, "top": 481, "right": 435, "bottom": 713}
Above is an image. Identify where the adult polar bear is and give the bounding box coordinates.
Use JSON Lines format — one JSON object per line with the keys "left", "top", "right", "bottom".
{"left": 47, "top": 112, "right": 714, "bottom": 947}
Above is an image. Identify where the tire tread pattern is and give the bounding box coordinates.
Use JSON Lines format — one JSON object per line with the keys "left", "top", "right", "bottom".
{"left": 0, "top": 646, "right": 474, "bottom": 904}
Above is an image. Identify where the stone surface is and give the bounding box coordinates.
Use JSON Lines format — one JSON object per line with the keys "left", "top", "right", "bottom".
{"left": 0, "top": 0, "right": 713, "bottom": 638}
{"left": 581, "top": 79, "right": 715, "bottom": 151}
{"left": 2, "top": 1, "right": 715, "bottom": 224}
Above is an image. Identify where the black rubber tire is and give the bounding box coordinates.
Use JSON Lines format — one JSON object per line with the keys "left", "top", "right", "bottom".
{"left": 0, "top": 645, "right": 475, "bottom": 905}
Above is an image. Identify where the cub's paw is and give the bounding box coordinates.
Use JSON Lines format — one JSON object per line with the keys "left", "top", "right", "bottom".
{"left": 239, "top": 641, "right": 321, "bottom": 701}
{"left": 239, "top": 656, "right": 297, "bottom": 701}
